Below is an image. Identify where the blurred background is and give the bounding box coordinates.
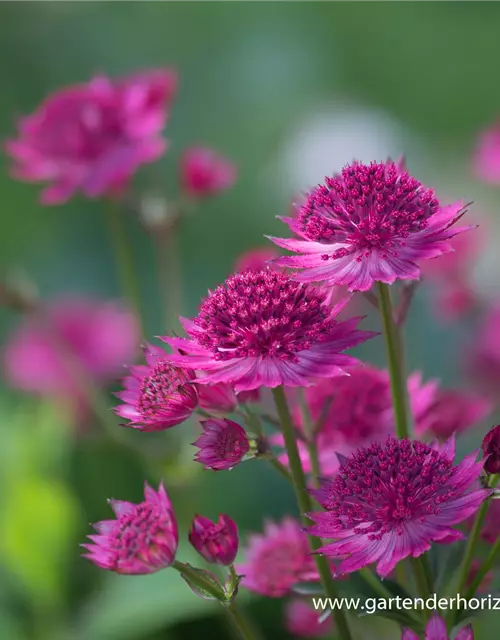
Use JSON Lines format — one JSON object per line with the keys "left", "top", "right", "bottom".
{"left": 1, "top": 2, "right": 500, "bottom": 639}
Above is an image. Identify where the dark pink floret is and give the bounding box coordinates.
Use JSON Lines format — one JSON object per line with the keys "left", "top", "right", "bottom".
{"left": 193, "top": 418, "right": 249, "bottom": 471}
{"left": 188, "top": 514, "right": 238, "bottom": 565}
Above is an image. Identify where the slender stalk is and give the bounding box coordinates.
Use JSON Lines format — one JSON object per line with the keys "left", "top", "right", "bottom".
{"left": 298, "top": 389, "right": 321, "bottom": 488}
{"left": 410, "top": 557, "right": 433, "bottom": 601}
{"left": 465, "top": 534, "right": 500, "bottom": 598}
{"left": 376, "top": 283, "right": 412, "bottom": 439}
{"left": 359, "top": 569, "right": 421, "bottom": 624}
{"left": 456, "top": 500, "right": 489, "bottom": 595}
{"left": 155, "top": 227, "right": 182, "bottom": 332}
{"left": 271, "top": 386, "right": 353, "bottom": 640}
{"left": 105, "top": 202, "right": 144, "bottom": 332}
{"left": 226, "top": 601, "right": 259, "bottom": 640}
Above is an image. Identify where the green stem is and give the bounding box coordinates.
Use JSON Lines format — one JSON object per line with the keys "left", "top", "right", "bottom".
{"left": 298, "top": 389, "right": 321, "bottom": 488}
{"left": 456, "top": 500, "right": 489, "bottom": 595}
{"left": 105, "top": 202, "right": 144, "bottom": 333}
{"left": 155, "top": 227, "right": 182, "bottom": 332}
{"left": 271, "top": 386, "right": 353, "bottom": 640}
{"left": 243, "top": 407, "right": 292, "bottom": 482}
{"left": 226, "top": 601, "right": 259, "bottom": 640}
{"left": 410, "top": 557, "right": 433, "bottom": 601}
{"left": 359, "top": 569, "right": 421, "bottom": 624}
{"left": 376, "top": 282, "right": 412, "bottom": 439}
{"left": 465, "top": 534, "right": 500, "bottom": 598}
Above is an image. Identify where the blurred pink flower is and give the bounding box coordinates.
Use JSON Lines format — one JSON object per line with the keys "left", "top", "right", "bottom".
{"left": 192, "top": 418, "right": 249, "bottom": 471}
{"left": 434, "top": 283, "right": 478, "bottom": 320}
{"left": 466, "top": 559, "right": 492, "bottom": 594}
{"left": 82, "top": 482, "right": 177, "bottom": 574}
{"left": 309, "top": 438, "right": 488, "bottom": 577}
{"left": 474, "top": 120, "right": 500, "bottom": 184}
{"left": 188, "top": 514, "right": 238, "bottom": 565}
{"left": 402, "top": 615, "right": 473, "bottom": 640}
{"left": 3, "top": 296, "right": 139, "bottom": 419}
{"left": 115, "top": 344, "right": 198, "bottom": 431}
{"left": 236, "top": 518, "right": 319, "bottom": 597}
{"left": 269, "top": 160, "right": 469, "bottom": 292}
{"left": 180, "top": 147, "right": 236, "bottom": 198}
{"left": 467, "top": 305, "right": 500, "bottom": 399}
{"left": 234, "top": 247, "right": 280, "bottom": 273}
{"left": 416, "top": 388, "right": 492, "bottom": 440}
{"left": 6, "top": 69, "right": 176, "bottom": 204}
{"left": 284, "top": 599, "right": 333, "bottom": 638}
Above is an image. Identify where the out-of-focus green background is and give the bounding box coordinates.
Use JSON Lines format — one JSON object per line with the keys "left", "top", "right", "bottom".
{"left": 1, "top": 3, "right": 500, "bottom": 639}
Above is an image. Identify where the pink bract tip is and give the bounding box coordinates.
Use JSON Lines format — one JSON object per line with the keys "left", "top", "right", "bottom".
{"left": 402, "top": 615, "right": 473, "bottom": 640}
{"left": 188, "top": 514, "right": 239, "bottom": 565}
{"left": 234, "top": 247, "right": 280, "bottom": 273}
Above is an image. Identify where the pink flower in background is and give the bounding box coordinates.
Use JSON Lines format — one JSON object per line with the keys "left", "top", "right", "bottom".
{"left": 6, "top": 69, "right": 176, "bottom": 204}
{"left": 309, "top": 438, "right": 489, "bottom": 577}
{"left": 466, "top": 559, "right": 493, "bottom": 594}
{"left": 196, "top": 382, "right": 238, "bottom": 414}
{"left": 193, "top": 418, "right": 249, "bottom": 471}
{"left": 163, "top": 270, "right": 376, "bottom": 391}
{"left": 181, "top": 147, "right": 237, "bottom": 197}
{"left": 115, "top": 344, "right": 198, "bottom": 431}
{"left": 269, "top": 160, "right": 468, "bottom": 291}
{"left": 272, "top": 367, "right": 437, "bottom": 477}
{"left": 236, "top": 518, "right": 319, "bottom": 597}
{"left": 284, "top": 599, "right": 333, "bottom": 638}
{"left": 434, "top": 283, "right": 478, "bottom": 320}
{"left": 416, "top": 388, "right": 491, "bottom": 440}
{"left": 474, "top": 120, "right": 500, "bottom": 184}
{"left": 82, "top": 482, "right": 178, "bottom": 574}
{"left": 467, "top": 305, "right": 500, "bottom": 399}
{"left": 188, "top": 514, "right": 238, "bottom": 565}
{"left": 3, "top": 297, "right": 139, "bottom": 418}
{"left": 481, "top": 498, "right": 500, "bottom": 543}
{"left": 482, "top": 424, "right": 500, "bottom": 474}
{"left": 234, "top": 247, "right": 280, "bottom": 273}
{"left": 402, "top": 615, "right": 473, "bottom": 640}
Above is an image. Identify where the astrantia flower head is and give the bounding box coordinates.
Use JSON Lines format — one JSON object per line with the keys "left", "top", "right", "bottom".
{"left": 474, "top": 120, "right": 500, "bottom": 184}
{"left": 309, "top": 437, "right": 489, "bottom": 577}
{"left": 82, "top": 482, "right": 178, "bottom": 574}
{"left": 482, "top": 424, "right": 500, "bottom": 474}
{"left": 181, "top": 146, "right": 237, "bottom": 198}
{"left": 115, "top": 344, "right": 198, "bottom": 431}
{"left": 193, "top": 418, "right": 250, "bottom": 471}
{"left": 236, "top": 518, "right": 318, "bottom": 597}
{"left": 402, "top": 615, "right": 473, "bottom": 640}
{"left": 269, "top": 160, "right": 469, "bottom": 291}
{"left": 163, "top": 269, "right": 376, "bottom": 391}
{"left": 284, "top": 599, "right": 333, "bottom": 638}
{"left": 188, "top": 514, "right": 238, "bottom": 565}
{"left": 6, "top": 69, "right": 176, "bottom": 204}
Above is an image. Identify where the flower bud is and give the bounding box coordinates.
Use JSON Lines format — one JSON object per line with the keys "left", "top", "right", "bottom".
{"left": 189, "top": 514, "right": 238, "bottom": 565}
{"left": 482, "top": 424, "right": 500, "bottom": 474}
{"left": 193, "top": 418, "right": 249, "bottom": 470}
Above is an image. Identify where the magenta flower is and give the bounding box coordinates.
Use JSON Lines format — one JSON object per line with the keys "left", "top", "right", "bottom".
{"left": 188, "top": 514, "right": 238, "bottom": 565}
{"left": 193, "top": 418, "right": 249, "bottom": 471}
{"left": 416, "top": 388, "right": 491, "bottom": 440}
{"left": 234, "top": 247, "right": 280, "bottom": 273}
{"left": 402, "top": 615, "right": 473, "bottom": 640}
{"left": 162, "top": 270, "right": 376, "bottom": 391}
{"left": 6, "top": 69, "right": 176, "bottom": 204}
{"left": 180, "top": 147, "right": 236, "bottom": 198}
{"left": 196, "top": 382, "right": 238, "bottom": 414}
{"left": 308, "top": 438, "right": 489, "bottom": 577}
{"left": 268, "top": 160, "right": 468, "bottom": 292}
{"left": 82, "top": 482, "right": 178, "bottom": 574}
{"left": 284, "top": 599, "right": 333, "bottom": 638}
{"left": 474, "top": 120, "right": 500, "bottom": 184}
{"left": 236, "top": 518, "right": 319, "bottom": 597}
{"left": 3, "top": 296, "right": 139, "bottom": 420}
{"left": 272, "top": 367, "right": 437, "bottom": 477}
{"left": 115, "top": 344, "right": 198, "bottom": 431}
{"left": 482, "top": 424, "right": 500, "bottom": 474}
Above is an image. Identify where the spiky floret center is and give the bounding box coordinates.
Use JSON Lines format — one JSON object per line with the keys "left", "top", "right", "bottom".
{"left": 299, "top": 161, "right": 440, "bottom": 257}
{"left": 212, "top": 423, "right": 247, "bottom": 460}
{"left": 138, "top": 360, "right": 192, "bottom": 416}
{"left": 111, "top": 503, "right": 173, "bottom": 563}
{"left": 192, "top": 270, "right": 334, "bottom": 362}
{"left": 322, "top": 438, "right": 458, "bottom": 538}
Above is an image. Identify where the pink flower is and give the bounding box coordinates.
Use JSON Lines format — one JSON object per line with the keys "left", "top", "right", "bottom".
{"left": 481, "top": 499, "right": 500, "bottom": 543}
{"left": 188, "top": 514, "right": 238, "bottom": 565}
{"left": 402, "top": 615, "right": 473, "bottom": 640}
{"left": 162, "top": 270, "right": 376, "bottom": 392}
{"left": 308, "top": 438, "right": 489, "bottom": 577}
{"left": 197, "top": 382, "right": 238, "bottom": 414}
{"left": 181, "top": 147, "right": 236, "bottom": 198}
{"left": 3, "top": 296, "right": 139, "bottom": 419}
{"left": 234, "top": 247, "right": 280, "bottom": 273}
{"left": 466, "top": 559, "right": 492, "bottom": 594}
{"left": 268, "top": 160, "right": 468, "bottom": 292}
{"left": 272, "top": 367, "right": 437, "bottom": 477}
{"left": 6, "top": 69, "right": 176, "bottom": 204}
{"left": 115, "top": 344, "right": 198, "bottom": 431}
{"left": 482, "top": 424, "right": 500, "bottom": 475}
{"left": 474, "top": 120, "right": 500, "bottom": 184}
{"left": 236, "top": 518, "right": 319, "bottom": 597}
{"left": 82, "top": 482, "right": 178, "bottom": 574}
{"left": 416, "top": 388, "right": 492, "bottom": 440}
{"left": 284, "top": 599, "right": 333, "bottom": 638}
{"left": 193, "top": 418, "right": 249, "bottom": 471}
{"left": 434, "top": 283, "right": 478, "bottom": 321}
{"left": 467, "top": 305, "right": 500, "bottom": 399}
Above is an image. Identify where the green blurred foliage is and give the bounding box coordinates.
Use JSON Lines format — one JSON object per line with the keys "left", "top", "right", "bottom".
{"left": 1, "top": 3, "right": 500, "bottom": 640}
